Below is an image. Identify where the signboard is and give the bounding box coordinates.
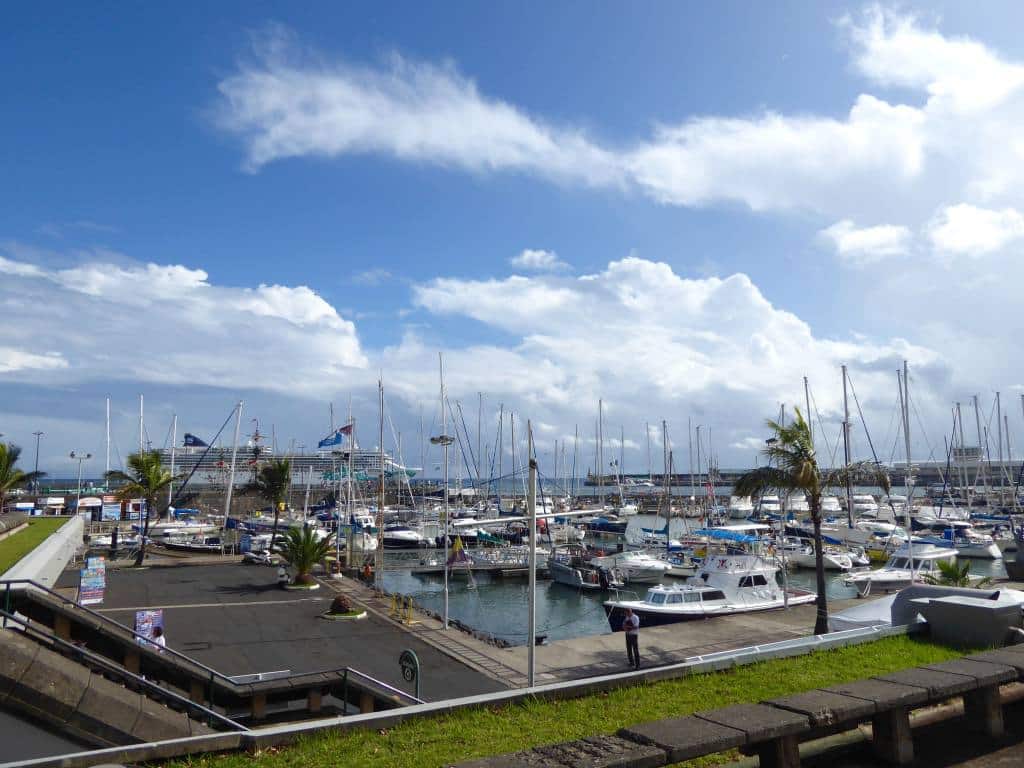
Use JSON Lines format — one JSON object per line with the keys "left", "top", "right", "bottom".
{"left": 134, "top": 609, "right": 164, "bottom": 645}
{"left": 79, "top": 556, "right": 106, "bottom": 605}
{"left": 239, "top": 534, "right": 252, "bottom": 554}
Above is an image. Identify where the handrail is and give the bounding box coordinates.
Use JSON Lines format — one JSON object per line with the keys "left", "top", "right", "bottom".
{"left": 0, "top": 608, "right": 247, "bottom": 732}
{"left": 1, "top": 577, "right": 423, "bottom": 704}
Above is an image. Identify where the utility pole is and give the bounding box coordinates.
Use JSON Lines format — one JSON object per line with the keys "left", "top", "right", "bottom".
{"left": 105, "top": 396, "right": 110, "bottom": 477}
{"left": 70, "top": 451, "right": 92, "bottom": 515}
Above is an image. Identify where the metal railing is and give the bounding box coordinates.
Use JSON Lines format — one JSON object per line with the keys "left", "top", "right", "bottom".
{"left": 0, "top": 608, "right": 246, "bottom": 732}
{"left": 0, "top": 577, "right": 423, "bottom": 706}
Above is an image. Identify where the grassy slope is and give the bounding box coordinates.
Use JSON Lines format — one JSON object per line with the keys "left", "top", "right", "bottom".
{"left": 0, "top": 517, "right": 68, "bottom": 574}
{"left": 164, "top": 635, "right": 962, "bottom": 768}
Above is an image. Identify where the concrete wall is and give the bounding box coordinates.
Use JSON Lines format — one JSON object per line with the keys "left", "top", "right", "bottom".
{"left": 2, "top": 516, "right": 84, "bottom": 588}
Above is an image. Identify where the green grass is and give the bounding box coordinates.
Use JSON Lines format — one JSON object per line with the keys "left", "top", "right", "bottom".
{"left": 161, "top": 635, "right": 962, "bottom": 768}
{"left": 0, "top": 517, "right": 68, "bottom": 575}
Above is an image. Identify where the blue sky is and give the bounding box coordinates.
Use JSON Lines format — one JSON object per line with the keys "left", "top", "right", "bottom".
{"left": 4, "top": 3, "right": 1024, "bottom": 477}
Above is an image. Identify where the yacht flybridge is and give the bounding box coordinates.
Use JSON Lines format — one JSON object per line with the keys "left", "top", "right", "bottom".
{"left": 604, "top": 525, "right": 816, "bottom": 629}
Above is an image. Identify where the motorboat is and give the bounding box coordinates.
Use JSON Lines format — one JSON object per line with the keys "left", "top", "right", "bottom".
{"left": 140, "top": 520, "right": 219, "bottom": 539}
{"left": 162, "top": 534, "right": 227, "bottom": 553}
{"left": 757, "top": 495, "right": 782, "bottom": 516}
{"left": 656, "top": 551, "right": 699, "bottom": 578}
{"left": 590, "top": 549, "right": 672, "bottom": 584}
{"left": 583, "top": 515, "right": 628, "bottom": 535}
{"left": 913, "top": 520, "right": 1002, "bottom": 559}
{"left": 776, "top": 537, "right": 856, "bottom": 571}
{"left": 549, "top": 544, "right": 624, "bottom": 590}
{"left": 624, "top": 514, "right": 690, "bottom": 548}
{"left": 851, "top": 494, "right": 879, "bottom": 517}
{"left": 728, "top": 496, "right": 754, "bottom": 520}
{"left": 842, "top": 543, "right": 958, "bottom": 596}
{"left": 784, "top": 493, "right": 810, "bottom": 515}
{"left": 604, "top": 527, "right": 815, "bottom": 629}
{"left": 820, "top": 496, "right": 842, "bottom": 515}
{"left": 381, "top": 523, "right": 428, "bottom": 549}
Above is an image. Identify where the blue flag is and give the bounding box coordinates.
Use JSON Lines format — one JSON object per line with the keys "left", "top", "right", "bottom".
{"left": 318, "top": 423, "right": 353, "bottom": 449}
{"left": 183, "top": 433, "right": 208, "bottom": 447}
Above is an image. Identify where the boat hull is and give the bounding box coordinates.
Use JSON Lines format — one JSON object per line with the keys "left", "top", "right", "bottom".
{"left": 604, "top": 592, "right": 816, "bottom": 631}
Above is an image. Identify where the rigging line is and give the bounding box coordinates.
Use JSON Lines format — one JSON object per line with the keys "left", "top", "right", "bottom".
{"left": 807, "top": 387, "right": 836, "bottom": 466}
{"left": 881, "top": 396, "right": 901, "bottom": 465}
{"left": 444, "top": 397, "right": 474, "bottom": 486}
{"left": 168, "top": 405, "right": 238, "bottom": 509}
{"left": 454, "top": 400, "right": 481, "bottom": 484}
{"left": 845, "top": 373, "right": 883, "bottom": 466}
{"left": 908, "top": 388, "right": 940, "bottom": 464}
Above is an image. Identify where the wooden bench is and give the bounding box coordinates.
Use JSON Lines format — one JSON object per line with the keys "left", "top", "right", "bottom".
{"left": 450, "top": 647, "right": 1024, "bottom": 768}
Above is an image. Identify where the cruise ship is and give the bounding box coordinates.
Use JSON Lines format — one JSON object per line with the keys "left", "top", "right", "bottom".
{"left": 157, "top": 444, "right": 419, "bottom": 486}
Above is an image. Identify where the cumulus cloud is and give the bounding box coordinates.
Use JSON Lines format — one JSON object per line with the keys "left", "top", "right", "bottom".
{"left": 820, "top": 219, "right": 911, "bottom": 264}
{"left": 846, "top": 6, "right": 1024, "bottom": 113}
{"left": 0, "top": 247, "right": 366, "bottom": 395}
{"left": 927, "top": 203, "right": 1024, "bottom": 254}
{"left": 509, "top": 249, "right": 569, "bottom": 272}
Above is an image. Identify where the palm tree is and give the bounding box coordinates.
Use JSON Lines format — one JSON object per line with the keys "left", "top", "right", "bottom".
{"left": 923, "top": 559, "right": 993, "bottom": 588}
{"left": 734, "top": 408, "right": 890, "bottom": 635}
{"left": 105, "top": 451, "right": 176, "bottom": 566}
{"left": 0, "top": 443, "right": 45, "bottom": 514}
{"left": 279, "top": 525, "right": 333, "bottom": 586}
{"left": 247, "top": 458, "right": 292, "bottom": 550}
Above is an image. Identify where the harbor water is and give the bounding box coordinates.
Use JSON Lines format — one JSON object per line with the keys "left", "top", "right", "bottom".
{"left": 380, "top": 544, "right": 1009, "bottom": 647}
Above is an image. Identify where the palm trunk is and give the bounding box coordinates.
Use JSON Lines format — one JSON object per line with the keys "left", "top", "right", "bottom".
{"left": 135, "top": 495, "right": 153, "bottom": 566}
{"left": 811, "top": 496, "right": 829, "bottom": 635}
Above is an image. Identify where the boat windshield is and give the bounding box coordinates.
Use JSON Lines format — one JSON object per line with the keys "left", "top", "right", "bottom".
{"left": 649, "top": 592, "right": 667, "bottom": 604}
{"left": 701, "top": 590, "right": 726, "bottom": 601}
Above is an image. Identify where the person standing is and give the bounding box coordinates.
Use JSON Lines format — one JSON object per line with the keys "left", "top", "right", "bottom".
{"left": 622, "top": 607, "right": 640, "bottom": 669}
{"left": 151, "top": 625, "right": 166, "bottom": 652}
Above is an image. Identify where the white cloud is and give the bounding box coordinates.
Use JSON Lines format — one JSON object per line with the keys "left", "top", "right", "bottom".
{"left": 508, "top": 249, "right": 568, "bottom": 272}
{"left": 927, "top": 203, "right": 1024, "bottom": 254}
{"left": 0, "top": 247, "right": 366, "bottom": 395}
{"left": 847, "top": 6, "right": 1024, "bottom": 113}
{"left": 216, "top": 27, "right": 621, "bottom": 185}
{"left": 0, "top": 347, "right": 68, "bottom": 374}
{"left": 820, "top": 219, "right": 911, "bottom": 264}
{"left": 351, "top": 268, "right": 393, "bottom": 286}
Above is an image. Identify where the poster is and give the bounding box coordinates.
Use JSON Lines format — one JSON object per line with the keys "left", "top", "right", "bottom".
{"left": 101, "top": 495, "right": 122, "bottom": 521}
{"left": 239, "top": 533, "right": 252, "bottom": 554}
{"left": 79, "top": 556, "right": 106, "bottom": 605}
{"left": 134, "top": 609, "right": 164, "bottom": 645}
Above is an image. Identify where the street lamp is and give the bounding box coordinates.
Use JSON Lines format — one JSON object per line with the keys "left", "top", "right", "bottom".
{"left": 32, "top": 431, "right": 43, "bottom": 492}
{"left": 70, "top": 451, "right": 92, "bottom": 516}
{"left": 430, "top": 433, "right": 455, "bottom": 629}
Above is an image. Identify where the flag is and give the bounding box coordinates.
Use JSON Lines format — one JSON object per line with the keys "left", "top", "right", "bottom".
{"left": 446, "top": 535, "right": 471, "bottom": 566}
{"left": 318, "top": 423, "right": 354, "bottom": 448}
{"left": 184, "top": 433, "right": 208, "bottom": 447}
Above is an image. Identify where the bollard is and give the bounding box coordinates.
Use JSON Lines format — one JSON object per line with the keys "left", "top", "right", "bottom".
{"left": 390, "top": 593, "right": 401, "bottom": 618}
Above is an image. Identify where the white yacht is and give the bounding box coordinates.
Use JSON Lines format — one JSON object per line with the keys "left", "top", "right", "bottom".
{"left": 590, "top": 550, "right": 672, "bottom": 584}
{"left": 757, "top": 495, "right": 782, "bottom": 516}
{"left": 914, "top": 520, "right": 1002, "bottom": 560}
{"left": 777, "top": 537, "right": 856, "bottom": 571}
{"left": 381, "top": 523, "right": 428, "bottom": 549}
{"left": 820, "top": 495, "right": 842, "bottom": 515}
{"left": 549, "top": 544, "right": 624, "bottom": 590}
{"left": 728, "top": 496, "right": 754, "bottom": 520}
{"left": 784, "top": 492, "right": 810, "bottom": 515}
{"left": 851, "top": 494, "right": 879, "bottom": 517}
{"left": 843, "top": 543, "right": 957, "bottom": 596}
{"left": 604, "top": 526, "right": 816, "bottom": 628}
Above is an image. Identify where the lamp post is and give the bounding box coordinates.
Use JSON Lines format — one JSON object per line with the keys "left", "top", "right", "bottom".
{"left": 32, "top": 431, "right": 43, "bottom": 492}
{"left": 70, "top": 451, "right": 92, "bottom": 516}
{"left": 430, "top": 433, "right": 455, "bottom": 629}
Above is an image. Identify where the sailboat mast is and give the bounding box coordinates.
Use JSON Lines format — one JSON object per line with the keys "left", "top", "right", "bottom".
{"left": 572, "top": 424, "right": 578, "bottom": 500}
{"left": 803, "top": 376, "right": 812, "bottom": 444}
{"left": 647, "top": 422, "right": 652, "bottom": 483}
{"left": 973, "top": 395, "right": 988, "bottom": 495}
{"left": 997, "top": 392, "right": 1005, "bottom": 493}
{"left": 105, "top": 396, "right": 111, "bottom": 476}
{"left": 598, "top": 399, "right": 604, "bottom": 506}
{"left": 477, "top": 392, "right": 482, "bottom": 482}
{"left": 900, "top": 361, "right": 914, "bottom": 580}
{"left": 842, "top": 364, "right": 854, "bottom": 528}
{"left": 956, "top": 402, "right": 968, "bottom": 497}
{"left": 688, "top": 417, "right": 694, "bottom": 510}
{"left": 376, "top": 379, "right": 385, "bottom": 582}
{"left": 138, "top": 394, "right": 144, "bottom": 454}
{"left": 168, "top": 414, "right": 177, "bottom": 506}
